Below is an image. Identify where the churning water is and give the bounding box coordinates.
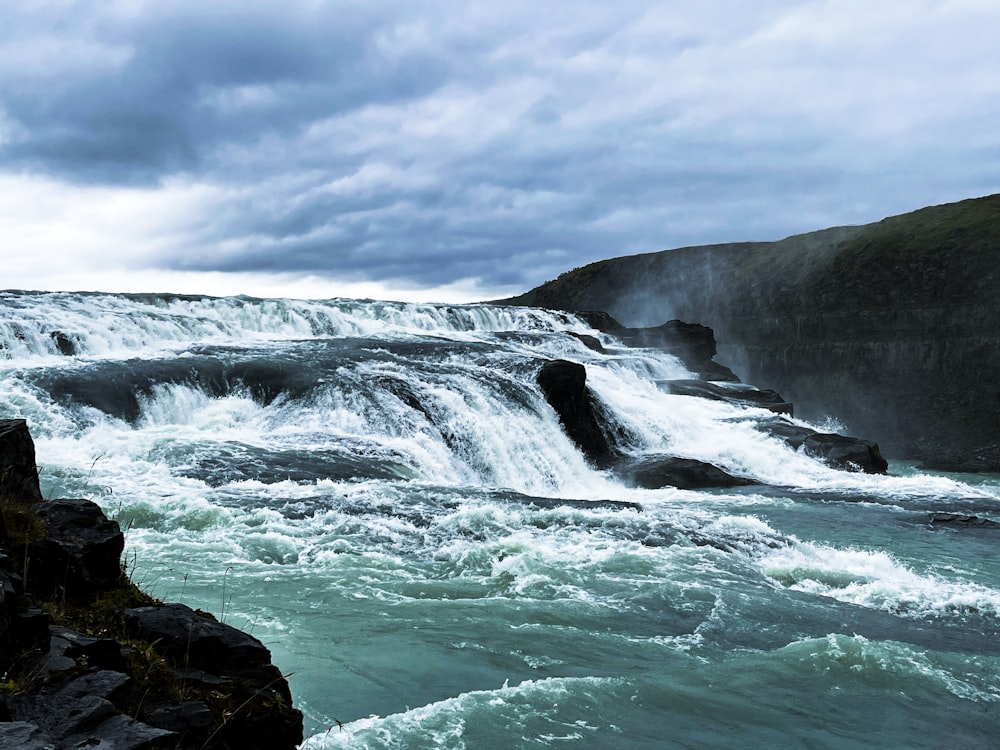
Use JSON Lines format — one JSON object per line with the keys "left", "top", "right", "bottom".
{"left": 3, "top": 290, "right": 999, "bottom": 749}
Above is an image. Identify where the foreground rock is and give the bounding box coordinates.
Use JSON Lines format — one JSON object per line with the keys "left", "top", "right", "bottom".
{"left": 0, "top": 422, "right": 303, "bottom": 749}
{"left": 0, "top": 420, "right": 42, "bottom": 501}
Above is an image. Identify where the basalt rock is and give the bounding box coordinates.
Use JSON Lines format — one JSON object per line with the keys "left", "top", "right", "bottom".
{"left": 659, "top": 379, "right": 794, "bottom": 416}
{"left": 536, "top": 359, "right": 622, "bottom": 467}
{"left": 1, "top": 692, "right": 173, "bottom": 749}
{"left": 122, "top": 603, "right": 301, "bottom": 747}
{"left": 0, "top": 419, "right": 42, "bottom": 501}
{"left": 752, "top": 416, "right": 888, "bottom": 474}
{"left": 123, "top": 603, "right": 282, "bottom": 691}
{"left": 0, "top": 424, "right": 304, "bottom": 750}
{"left": 49, "top": 331, "right": 76, "bottom": 356}
{"left": 567, "top": 332, "right": 606, "bottom": 353}
{"left": 618, "top": 456, "right": 758, "bottom": 490}
{"left": 25, "top": 498, "right": 125, "bottom": 599}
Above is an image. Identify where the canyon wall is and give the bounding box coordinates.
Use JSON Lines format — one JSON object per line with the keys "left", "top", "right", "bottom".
{"left": 505, "top": 194, "right": 1000, "bottom": 470}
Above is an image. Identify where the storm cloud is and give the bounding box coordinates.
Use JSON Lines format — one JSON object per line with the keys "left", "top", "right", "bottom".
{"left": 3, "top": 1, "right": 999, "bottom": 300}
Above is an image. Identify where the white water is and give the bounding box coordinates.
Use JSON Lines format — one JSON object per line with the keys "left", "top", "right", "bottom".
{"left": 3, "top": 291, "right": 1000, "bottom": 749}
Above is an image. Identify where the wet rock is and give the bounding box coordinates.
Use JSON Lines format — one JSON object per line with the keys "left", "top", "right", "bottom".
{"left": 929, "top": 512, "right": 1000, "bottom": 529}
{"left": 49, "top": 331, "right": 76, "bottom": 356}
{"left": 567, "top": 332, "right": 606, "bottom": 353}
{"left": 659, "top": 379, "right": 794, "bottom": 416}
{"left": 0, "top": 419, "right": 42, "bottom": 500}
{"left": 518, "top": 496, "right": 642, "bottom": 512}
{"left": 619, "top": 456, "right": 758, "bottom": 490}
{"left": 576, "top": 314, "right": 738, "bottom": 381}
{"left": 123, "top": 603, "right": 274, "bottom": 678}
{"left": 27, "top": 498, "right": 124, "bottom": 599}
{"left": 753, "top": 416, "right": 888, "bottom": 474}
{"left": 536, "top": 359, "right": 621, "bottom": 467}
{"left": 2, "top": 693, "right": 173, "bottom": 749}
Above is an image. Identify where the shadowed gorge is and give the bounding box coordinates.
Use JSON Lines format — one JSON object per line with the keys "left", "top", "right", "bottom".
{"left": 504, "top": 194, "right": 1000, "bottom": 470}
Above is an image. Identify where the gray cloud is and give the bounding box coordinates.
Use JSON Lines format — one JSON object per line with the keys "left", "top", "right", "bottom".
{"left": 2, "top": 1, "right": 999, "bottom": 297}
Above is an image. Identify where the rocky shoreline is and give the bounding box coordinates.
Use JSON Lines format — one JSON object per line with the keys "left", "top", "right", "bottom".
{"left": 0, "top": 419, "right": 303, "bottom": 749}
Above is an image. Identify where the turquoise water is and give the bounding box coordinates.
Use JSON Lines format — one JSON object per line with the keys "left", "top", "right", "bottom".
{"left": 3, "top": 291, "right": 999, "bottom": 749}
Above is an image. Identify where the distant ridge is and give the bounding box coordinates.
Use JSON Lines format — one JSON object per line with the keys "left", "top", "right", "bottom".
{"left": 503, "top": 194, "right": 1000, "bottom": 470}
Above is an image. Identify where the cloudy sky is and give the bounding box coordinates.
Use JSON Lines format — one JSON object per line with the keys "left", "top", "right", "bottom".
{"left": 2, "top": 1, "right": 998, "bottom": 302}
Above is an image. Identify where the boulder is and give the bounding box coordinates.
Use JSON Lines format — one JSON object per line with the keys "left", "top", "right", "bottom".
{"left": 659, "top": 379, "right": 794, "bottom": 416}
{"left": 49, "top": 331, "right": 76, "bottom": 356}
{"left": 618, "top": 456, "right": 758, "bottom": 490}
{"left": 26, "top": 498, "right": 124, "bottom": 599}
{"left": 122, "top": 603, "right": 274, "bottom": 681}
{"left": 536, "top": 360, "right": 621, "bottom": 467}
{"left": 753, "top": 417, "right": 888, "bottom": 473}
{"left": 0, "top": 419, "right": 42, "bottom": 500}
{"left": 567, "top": 332, "right": 606, "bottom": 353}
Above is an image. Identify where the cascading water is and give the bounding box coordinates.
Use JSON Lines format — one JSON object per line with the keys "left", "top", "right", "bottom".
{"left": 2, "top": 290, "right": 999, "bottom": 749}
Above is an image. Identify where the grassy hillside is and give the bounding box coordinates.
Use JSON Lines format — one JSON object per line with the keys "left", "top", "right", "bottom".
{"left": 508, "top": 194, "right": 1000, "bottom": 320}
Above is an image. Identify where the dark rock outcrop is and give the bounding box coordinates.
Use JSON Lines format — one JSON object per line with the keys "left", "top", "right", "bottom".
{"left": 929, "top": 512, "right": 1000, "bottom": 529}
{"left": 0, "top": 420, "right": 42, "bottom": 501}
{"left": 123, "top": 603, "right": 287, "bottom": 694}
{"left": 659, "top": 380, "right": 794, "bottom": 416}
{"left": 504, "top": 193, "right": 1000, "bottom": 470}
{"left": 618, "top": 456, "right": 758, "bottom": 490}
{"left": 2, "top": 691, "right": 173, "bottom": 749}
{"left": 49, "top": 331, "right": 76, "bottom": 356}
{"left": 577, "top": 314, "right": 737, "bottom": 381}
{"left": 751, "top": 416, "right": 888, "bottom": 473}
{"left": 0, "top": 424, "right": 303, "bottom": 749}
{"left": 536, "top": 359, "right": 621, "bottom": 467}
{"left": 123, "top": 604, "right": 300, "bottom": 749}
{"left": 26, "top": 498, "right": 125, "bottom": 599}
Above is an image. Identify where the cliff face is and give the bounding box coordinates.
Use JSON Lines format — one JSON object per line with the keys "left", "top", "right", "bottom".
{"left": 505, "top": 194, "right": 1000, "bottom": 470}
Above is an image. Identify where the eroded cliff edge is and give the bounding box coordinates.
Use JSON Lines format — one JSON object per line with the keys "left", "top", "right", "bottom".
{"left": 505, "top": 194, "right": 1000, "bottom": 471}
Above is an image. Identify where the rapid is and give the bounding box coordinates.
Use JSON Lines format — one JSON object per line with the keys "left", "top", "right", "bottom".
{"left": 2, "top": 290, "right": 999, "bottom": 749}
